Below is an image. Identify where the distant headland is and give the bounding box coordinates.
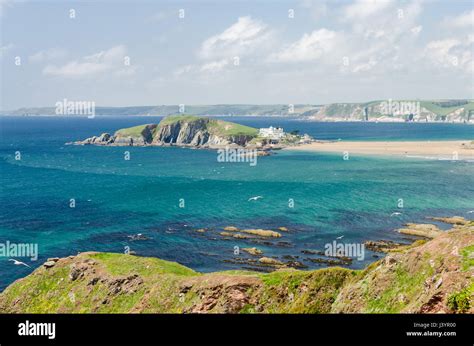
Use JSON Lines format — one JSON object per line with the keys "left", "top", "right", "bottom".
{"left": 4, "top": 99, "right": 474, "bottom": 123}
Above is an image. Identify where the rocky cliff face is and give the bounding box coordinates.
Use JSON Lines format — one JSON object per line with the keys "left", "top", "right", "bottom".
{"left": 75, "top": 124, "right": 157, "bottom": 146}
{"left": 152, "top": 118, "right": 232, "bottom": 146}
{"left": 152, "top": 118, "right": 256, "bottom": 147}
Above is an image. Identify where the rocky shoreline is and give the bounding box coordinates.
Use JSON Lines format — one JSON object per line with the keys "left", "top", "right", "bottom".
{"left": 189, "top": 216, "right": 473, "bottom": 272}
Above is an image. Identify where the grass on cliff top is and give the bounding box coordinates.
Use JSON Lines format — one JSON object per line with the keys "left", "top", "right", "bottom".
{"left": 114, "top": 124, "right": 150, "bottom": 137}
{"left": 0, "top": 252, "right": 353, "bottom": 313}
{"left": 158, "top": 114, "right": 202, "bottom": 126}
{"left": 90, "top": 253, "right": 198, "bottom": 277}
{"left": 159, "top": 114, "right": 258, "bottom": 137}
{"left": 460, "top": 245, "right": 474, "bottom": 271}
{"left": 257, "top": 267, "right": 355, "bottom": 313}
{"left": 420, "top": 101, "right": 474, "bottom": 116}
{"left": 0, "top": 253, "right": 198, "bottom": 313}
{"left": 447, "top": 282, "right": 473, "bottom": 313}
{"left": 364, "top": 253, "right": 436, "bottom": 313}
{"left": 207, "top": 119, "right": 258, "bottom": 137}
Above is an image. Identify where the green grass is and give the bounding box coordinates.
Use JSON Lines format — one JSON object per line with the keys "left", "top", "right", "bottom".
{"left": 460, "top": 245, "right": 474, "bottom": 271}
{"left": 90, "top": 253, "right": 197, "bottom": 277}
{"left": 207, "top": 119, "right": 258, "bottom": 137}
{"left": 158, "top": 114, "right": 202, "bottom": 126}
{"left": 365, "top": 258, "right": 434, "bottom": 313}
{"left": 258, "top": 267, "right": 354, "bottom": 313}
{"left": 218, "top": 270, "right": 260, "bottom": 276}
{"left": 260, "top": 269, "right": 307, "bottom": 288}
{"left": 114, "top": 124, "right": 150, "bottom": 137}
{"left": 447, "top": 282, "right": 473, "bottom": 313}
{"left": 157, "top": 115, "right": 258, "bottom": 137}
{"left": 420, "top": 101, "right": 474, "bottom": 116}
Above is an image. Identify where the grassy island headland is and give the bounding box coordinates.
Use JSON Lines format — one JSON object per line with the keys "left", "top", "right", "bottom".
{"left": 72, "top": 114, "right": 310, "bottom": 150}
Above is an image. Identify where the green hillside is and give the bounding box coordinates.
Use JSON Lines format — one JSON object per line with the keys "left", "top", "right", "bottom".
{"left": 420, "top": 100, "right": 474, "bottom": 116}
{"left": 114, "top": 124, "right": 152, "bottom": 137}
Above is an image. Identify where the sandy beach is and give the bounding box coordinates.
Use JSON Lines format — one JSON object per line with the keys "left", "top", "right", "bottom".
{"left": 287, "top": 140, "right": 474, "bottom": 160}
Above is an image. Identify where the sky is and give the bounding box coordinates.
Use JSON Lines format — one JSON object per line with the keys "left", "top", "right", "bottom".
{"left": 0, "top": 0, "right": 473, "bottom": 110}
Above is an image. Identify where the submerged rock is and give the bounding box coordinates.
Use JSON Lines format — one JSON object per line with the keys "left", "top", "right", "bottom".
{"left": 364, "top": 240, "right": 402, "bottom": 252}
{"left": 397, "top": 223, "right": 442, "bottom": 238}
{"left": 242, "top": 247, "right": 263, "bottom": 256}
{"left": 127, "top": 233, "right": 149, "bottom": 241}
{"left": 219, "top": 232, "right": 249, "bottom": 239}
{"left": 241, "top": 229, "right": 282, "bottom": 238}
{"left": 428, "top": 216, "right": 470, "bottom": 226}
{"left": 258, "top": 257, "right": 283, "bottom": 266}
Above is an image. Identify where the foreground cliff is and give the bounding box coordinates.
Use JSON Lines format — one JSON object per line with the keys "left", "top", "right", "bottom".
{"left": 1, "top": 222, "right": 472, "bottom": 313}
{"left": 74, "top": 115, "right": 259, "bottom": 148}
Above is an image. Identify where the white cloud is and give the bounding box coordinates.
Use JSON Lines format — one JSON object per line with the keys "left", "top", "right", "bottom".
{"left": 267, "top": 0, "right": 427, "bottom": 77}
{"left": 173, "top": 64, "right": 193, "bottom": 77}
{"left": 271, "top": 29, "right": 341, "bottom": 62}
{"left": 410, "top": 25, "right": 422, "bottom": 36}
{"left": 339, "top": 0, "right": 423, "bottom": 73}
{"left": 300, "top": 0, "right": 328, "bottom": 21}
{"left": 43, "top": 45, "right": 130, "bottom": 78}
{"left": 199, "top": 16, "right": 272, "bottom": 59}
{"left": 424, "top": 37, "right": 473, "bottom": 73}
{"left": 173, "top": 59, "right": 233, "bottom": 79}
{"left": 343, "top": 0, "right": 394, "bottom": 21}
{"left": 115, "top": 65, "right": 139, "bottom": 77}
{"left": 146, "top": 10, "right": 174, "bottom": 24}
{"left": 351, "top": 57, "right": 378, "bottom": 73}
{"left": 0, "top": 43, "right": 13, "bottom": 57}
{"left": 443, "top": 9, "right": 474, "bottom": 28}
{"left": 29, "top": 48, "right": 67, "bottom": 63}
{"left": 200, "top": 59, "right": 230, "bottom": 73}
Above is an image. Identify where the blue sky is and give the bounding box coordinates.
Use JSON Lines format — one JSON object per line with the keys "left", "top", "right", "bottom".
{"left": 0, "top": 0, "right": 473, "bottom": 110}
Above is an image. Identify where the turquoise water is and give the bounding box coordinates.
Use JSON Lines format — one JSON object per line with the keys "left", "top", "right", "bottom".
{"left": 0, "top": 116, "right": 473, "bottom": 290}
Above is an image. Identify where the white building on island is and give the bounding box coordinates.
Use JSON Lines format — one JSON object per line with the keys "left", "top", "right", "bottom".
{"left": 258, "top": 126, "right": 285, "bottom": 140}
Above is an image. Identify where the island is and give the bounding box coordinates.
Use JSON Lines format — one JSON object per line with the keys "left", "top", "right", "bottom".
{"left": 69, "top": 115, "right": 313, "bottom": 151}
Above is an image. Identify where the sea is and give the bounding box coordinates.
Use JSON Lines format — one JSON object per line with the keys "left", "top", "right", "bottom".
{"left": 0, "top": 116, "right": 473, "bottom": 291}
